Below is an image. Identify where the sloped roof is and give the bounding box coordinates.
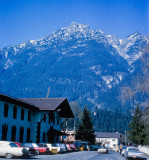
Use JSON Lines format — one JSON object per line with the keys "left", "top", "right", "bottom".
{"left": 0, "top": 93, "right": 38, "bottom": 111}
{"left": 95, "top": 132, "right": 122, "bottom": 138}
{"left": 19, "top": 98, "right": 74, "bottom": 118}
{"left": 19, "top": 98, "right": 65, "bottom": 110}
{"left": 0, "top": 93, "right": 74, "bottom": 118}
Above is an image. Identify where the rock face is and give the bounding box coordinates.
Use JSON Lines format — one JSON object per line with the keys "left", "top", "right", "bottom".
{"left": 0, "top": 22, "right": 148, "bottom": 110}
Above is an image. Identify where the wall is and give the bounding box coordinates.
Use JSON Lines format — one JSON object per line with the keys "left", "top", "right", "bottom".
{"left": 0, "top": 100, "right": 62, "bottom": 143}
{"left": 0, "top": 101, "right": 33, "bottom": 142}
{"left": 96, "top": 138, "right": 119, "bottom": 148}
{"left": 37, "top": 110, "right": 61, "bottom": 143}
{"left": 138, "top": 145, "right": 149, "bottom": 156}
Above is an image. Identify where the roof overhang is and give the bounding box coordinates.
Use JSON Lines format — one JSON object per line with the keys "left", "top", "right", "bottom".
{"left": 47, "top": 127, "right": 67, "bottom": 136}
{"left": 0, "top": 93, "right": 38, "bottom": 111}
{"left": 19, "top": 98, "right": 74, "bottom": 118}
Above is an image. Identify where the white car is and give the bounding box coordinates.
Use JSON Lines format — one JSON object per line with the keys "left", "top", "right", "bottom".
{"left": 124, "top": 146, "right": 146, "bottom": 159}
{"left": 97, "top": 147, "right": 108, "bottom": 154}
{"left": 0, "top": 141, "right": 29, "bottom": 159}
{"left": 39, "top": 143, "right": 63, "bottom": 154}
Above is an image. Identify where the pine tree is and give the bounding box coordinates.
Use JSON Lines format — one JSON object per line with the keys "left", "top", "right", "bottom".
{"left": 128, "top": 106, "right": 147, "bottom": 145}
{"left": 75, "top": 107, "right": 95, "bottom": 144}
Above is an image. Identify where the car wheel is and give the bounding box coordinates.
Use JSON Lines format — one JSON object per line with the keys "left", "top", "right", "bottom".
{"left": 5, "top": 153, "right": 13, "bottom": 159}
{"left": 35, "top": 150, "right": 40, "bottom": 155}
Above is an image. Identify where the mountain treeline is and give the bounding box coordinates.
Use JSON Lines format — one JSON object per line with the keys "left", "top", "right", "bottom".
{"left": 94, "top": 108, "right": 132, "bottom": 134}
{"left": 67, "top": 102, "right": 132, "bottom": 134}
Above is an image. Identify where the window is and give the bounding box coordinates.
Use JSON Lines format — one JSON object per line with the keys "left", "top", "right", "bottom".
{"left": 26, "top": 128, "right": 31, "bottom": 142}
{"left": 28, "top": 110, "right": 31, "bottom": 122}
{"left": 51, "top": 112, "right": 55, "bottom": 125}
{"left": 53, "top": 114, "right": 55, "bottom": 125}
{"left": 43, "top": 132, "right": 45, "bottom": 142}
{"left": 21, "top": 108, "right": 24, "bottom": 121}
{"left": 4, "top": 103, "right": 9, "bottom": 118}
{"left": 2, "top": 124, "right": 8, "bottom": 140}
{"left": 43, "top": 114, "right": 46, "bottom": 122}
{"left": 49, "top": 115, "right": 51, "bottom": 124}
{"left": 9, "top": 143, "right": 18, "bottom": 147}
{"left": 11, "top": 126, "right": 16, "bottom": 141}
{"left": 19, "top": 126, "right": 24, "bottom": 143}
{"left": 112, "top": 139, "right": 116, "bottom": 141}
{"left": 13, "top": 106, "right": 17, "bottom": 119}
{"left": 57, "top": 116, "right": 59, "bottom": 125}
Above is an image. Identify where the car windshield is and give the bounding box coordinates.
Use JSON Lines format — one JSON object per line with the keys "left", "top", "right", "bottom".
{"left": 35, "top": 144, "right": 40, "bottom": 147}
{"left": 51, "top": 144, "right": 56, "bottom": 147}
{"left": 9, "top": 143, "right": 18, "bottom": 147}
{"left": 128, "top": 148, "right": 138, "bottom": 151}
{"left": 18, "top": 143, "right": 24, "bottom": 147}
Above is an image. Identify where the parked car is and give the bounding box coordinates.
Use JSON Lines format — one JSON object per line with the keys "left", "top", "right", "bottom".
{"left": 66, "top": 144, "right": 73, "bottom": 152}
{"left": 14, "top": 142, "right": 30, "bottom": 151}
{"left": 90, "top": 145, "right": 100, "bottom": 151}
{"left": 39, "top": 143, "right": 63, "bottom": 154}
{"left": 53, "top": 143, "right": 67, "bottom": 152}
{"left": 97, "top": 146, "right": 108, "bottom": 154}
{"left": 74, "top": 141, "right": 90, "bottom": 150}
{"left": 124, "top": 146, "right": 146, "bottom": 160}
{"left": 22, "top": 143, "right": 49, "bottom": 155}
{"left": 69, "top": 144, "right": 78, "bottom": 151}
{"left": 0, "top": 141, "right": 29, "bottom": 159}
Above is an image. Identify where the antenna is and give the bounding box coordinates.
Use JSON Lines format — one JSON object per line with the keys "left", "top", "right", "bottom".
{"left": 46, "top": 87, "right": 50, "bottom": 98}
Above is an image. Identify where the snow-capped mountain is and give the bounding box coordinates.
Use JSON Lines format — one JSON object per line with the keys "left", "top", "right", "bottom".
{"left": 106, "top": 32, "right": 148, "bottom": 65}
{"left": 0, "top": 22, "right": 148, "bottom": 110}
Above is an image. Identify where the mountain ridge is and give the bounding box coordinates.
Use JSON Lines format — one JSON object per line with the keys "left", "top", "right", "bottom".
{"left": 0, "top": 22, "right": 148, "bottom": 110}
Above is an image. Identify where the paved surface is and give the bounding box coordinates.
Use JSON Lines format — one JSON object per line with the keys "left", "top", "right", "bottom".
{"left": 0, "top": 151, "right": 149, "bottom": 160}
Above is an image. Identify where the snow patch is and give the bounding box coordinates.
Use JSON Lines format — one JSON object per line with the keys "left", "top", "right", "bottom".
{"left": 19, "top": 43, "right": 26, "bottom": 48}
{"left": 89, "top": 65, "right": 101, "bottom": 75}
{"left": 4, "top": 59, "right": 13, "bottom": 69}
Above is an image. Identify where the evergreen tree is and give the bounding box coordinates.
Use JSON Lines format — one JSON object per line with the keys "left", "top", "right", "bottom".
{"left": 128, "top": 106, "right": 147, "bottom": 145}
{"left": 76, "top": 107, "right": 95, "bottom": 144}
{"left": 94, "top": 108, "right": 132, "bottom": 134}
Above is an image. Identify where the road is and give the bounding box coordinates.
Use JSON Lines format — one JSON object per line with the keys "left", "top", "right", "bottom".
{"left": 0, "top": 151, "right": 149, "bottom": 160}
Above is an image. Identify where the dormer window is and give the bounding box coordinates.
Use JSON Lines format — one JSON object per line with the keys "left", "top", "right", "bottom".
{"left": 4, "top": 103, "right": 9, "bottom": 118}
{"left": 13, "top": 106, "right": 17, "bottom": 119}
{"left": 21, "top": 108, "right": 24, "bottom": 121}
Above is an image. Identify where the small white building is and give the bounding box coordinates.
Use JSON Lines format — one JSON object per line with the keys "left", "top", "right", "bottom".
{"left": 0, "top": 93, "right": 74, "bottom": 143}
{"left": 95, "top": 132, "right": 125, "bottom": 148}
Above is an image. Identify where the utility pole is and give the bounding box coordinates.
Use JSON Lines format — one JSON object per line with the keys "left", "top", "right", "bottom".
{"left": 46, "top": 87, "right": 50, "bottom": 98}
{"left": 125, "top": 130, "right": 127, "bottom": 146}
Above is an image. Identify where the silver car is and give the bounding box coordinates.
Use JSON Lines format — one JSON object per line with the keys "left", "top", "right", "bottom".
{"left": 124, "top": 146, "right": 146, "bottom": 160}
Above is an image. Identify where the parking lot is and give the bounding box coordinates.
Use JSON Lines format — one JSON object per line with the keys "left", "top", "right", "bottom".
{"left": 0, "top": 151, "right": 149, "bottom": 160}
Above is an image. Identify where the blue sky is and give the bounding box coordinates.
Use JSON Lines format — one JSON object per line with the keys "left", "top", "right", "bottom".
{"left": 0, "top": 0, "right": 148, "bottom": 48}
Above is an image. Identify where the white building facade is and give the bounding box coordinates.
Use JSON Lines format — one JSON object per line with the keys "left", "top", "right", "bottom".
{"left": 0, "top": 94, "right": 73, "bottom": 143}
{"left": 95, "top": 132, "right": 125, "bottom": 148}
